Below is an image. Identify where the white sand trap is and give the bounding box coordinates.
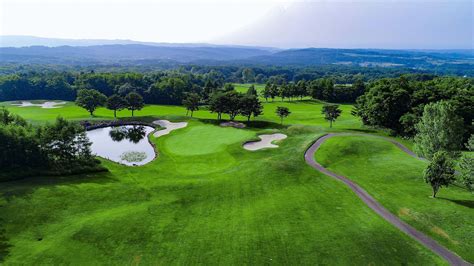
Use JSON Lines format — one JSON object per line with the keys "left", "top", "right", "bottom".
{"left": 11, "top": 101, "right": 66, "bottom": 108}
{"left": 243, "top": 133, "right": 287, "bottom": 151}
{"left": 153, "top": 120, "right": 188, "bottom": 138}
{"left": 220, "top": 121, "right": 246, "bottom": 128}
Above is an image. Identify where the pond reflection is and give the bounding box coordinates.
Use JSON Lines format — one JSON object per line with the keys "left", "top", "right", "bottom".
{"left": 87, "top": 125, "right": 155, "bottom": 166}
{"left": 109, "top": 125, "right": 146, "bottom": 143}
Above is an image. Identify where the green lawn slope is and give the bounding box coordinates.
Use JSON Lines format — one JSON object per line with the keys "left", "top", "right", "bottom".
{"left": 0, "top": 121, "right": 445, "bottom": 264}
{"left": 315, "top": 135, "right": 474, "bottom": 262}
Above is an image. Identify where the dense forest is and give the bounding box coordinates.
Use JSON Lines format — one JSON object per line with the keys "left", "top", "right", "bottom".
{"left": 354, "top": 76, "right": 474, "bottom": 141}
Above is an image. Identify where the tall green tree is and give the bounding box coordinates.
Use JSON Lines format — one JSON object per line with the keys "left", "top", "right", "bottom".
{"left": 459, "top": 134, "right": 474, "bottom": 191}
{"left": 352, "top": 77, "right": 366, "bottom": 97}
{"left": 414, "top": 101, "right": 464, "bottom": 160}
{"left": 296, "top": 80, "right": 307, "bottom": 100}
{"left": 240, "top": 95, "right": 263, "bottom": 122}
{"left": 125, "top": 92, "right": 144, "bottom": 117}
{"left": 423, "top": 151, "right": 456, "bottom": 198}
{"left": 354, "top": 77, "right": 411, "bottom": 133}
{"left": 209, "top": 92, "right": 226, "bottom": 120}
{"left": 263, "top": 83, "right": 271, "bottom": 102}
{"left": 106, "top": 94, "right": 127, "bottom": 118}
{"left": 222, "top": 91, "right": 242, "bottom": 121}
{"left": 246, "top": 85, "right": 257, "bottom": 96}
{"left": 322, "top": 104, "right": 342, "bottom": 128}
{"left": 269, "top": 84, "right": 279, "bottom": 102}
{"left": 242, "top": 68, "right": 255, "bottom": 83}
{"left": 38, "top": 117, "right": 94, "bottom": 169}
{"left": 182, "top": 93, "right": 200, "bottom": 117}
{"left": 276, "top": 106, "right": 291, "bottom": 125}
{"left": 75, "top": 89, "right": 107, "bottom": 116}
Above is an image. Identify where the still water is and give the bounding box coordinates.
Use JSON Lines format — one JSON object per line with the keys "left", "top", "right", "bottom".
{"left": 86, "top": 125, "right": 155, "bottom": 166}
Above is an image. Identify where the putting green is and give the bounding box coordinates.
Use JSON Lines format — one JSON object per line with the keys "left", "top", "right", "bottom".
{"left": 161, "top": 125, "right": 255, "bottom": 156}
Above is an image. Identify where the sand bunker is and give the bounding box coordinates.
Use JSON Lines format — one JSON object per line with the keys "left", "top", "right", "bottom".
{"left": 11, "top": 101, "right": 66, "bottom": 108}
{"left": 153, "top": 120, "right": 188, "bottom": 138}
{"left": 243, "top": 133, "right": 287, "bottom": 151}
{"left": 220, "top": 121, "right": 246, "bottom": 128}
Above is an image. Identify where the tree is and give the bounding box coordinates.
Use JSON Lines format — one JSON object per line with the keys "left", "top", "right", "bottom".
{"left": 240, "top": 95, "right": 263, "bottom": 122}
{"left": 209, "top": 92, "right": 226, "bottom": 120}
{"left": 459, "top": 134, "right": 474, "bottom": 191}
{"left": 414, "top": 101, "right": 464, "bottom": 160}
{"left": 276, "top": 106, "right": 291, "bottom": 125}
{"left": 182, "top": 93, "right": 200, "bottom": 117}
{"left": 423, "top": 151, "right": 456, "bottom": 198}
{"left": 106, "top": 94, "right": 127, "bottom": 118}
{"left": 255, "top": 74, "right": 266, "bottom": 84}
{"left": 263, "top": 83, "right": 271, "bottom": 102}
{"left": 39, "top": 117, "right": 94, "bottom": 168}
{"left": 269, "top": 84, "right": 279, "bottom": 102}
{"left": 279, "top": 84, "right": 289, "bottom": 102}
{"left": 125, "top": 92, "right": 144, "bottom": 117}
{"left": 223, "top": 83, "right": 235, "bottom": 92}
{"left": 352, "top": 77, "right": 366, "bottom": 97}
{"left": 322, "top": 104, "right": 342, "bottom": 128}
{"left": 322, "top": 78, "right": 335, "bottom": 101}
{"left": 75, "top": 89, "right": 107, "bottom": 116}
{"left": 116, "top": 83, "right": 138, "bottom": 96}
{"left": 1, "top": 107, "right": 27, "bottom": 126}
{"left": 246, "top": 85, "right": 257, "bottom": 96}
{"left": 296, "top": 80, "right": 307, "bottom": 100}
{"left": 354, "top": 77, "right": 411, "bottom": 133}
{"left": 147, "top": 77, "right": 187, "bottom": 105}
{"left": 242, "top": 68, "right": 255, "bottom": 83}
{"left": 222, "top": 91, "right": 242, "bottom": 121}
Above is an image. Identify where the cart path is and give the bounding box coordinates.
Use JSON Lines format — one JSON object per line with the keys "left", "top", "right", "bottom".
{"left": 304, "top": 133, "right": 471, "bottom": 266}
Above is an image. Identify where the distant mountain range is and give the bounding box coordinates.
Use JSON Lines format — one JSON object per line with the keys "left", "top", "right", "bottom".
{"left": 0, "top": 36, "right": 473, "bottom": 71}
{"left": 0, "top": 35, "right": 278, "bottom": 50}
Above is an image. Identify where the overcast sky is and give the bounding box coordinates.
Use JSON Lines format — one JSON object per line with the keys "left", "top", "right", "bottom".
{"left": 1, "top": 0, "right": 472, "bottom": 49}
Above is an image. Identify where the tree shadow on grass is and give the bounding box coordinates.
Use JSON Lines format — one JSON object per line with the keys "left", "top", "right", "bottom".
{"left": 198, "top": 118, "right": 286, "bottom": 130}
{"left": 438, "top": 197, "right": 474, "bottom": 209}
{"left": 344, "top": 128, "right": 378, "bottom": 134}
{"left": 0, "top": 171, "right": 116, "bottom": 199}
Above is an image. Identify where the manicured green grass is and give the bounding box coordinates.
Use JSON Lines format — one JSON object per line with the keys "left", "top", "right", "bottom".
{"left": 1, "top": 91, "right": 468, "bottom": 264}
{"left": 315, "top": 135, "right": 474, "bottom": 262}
{"left": 233, "top": 83, "right": 265, "bottom": 94}
{"left": 0, "top": 99, "right": 360, "bottom": 129}
{"left": 0, "top": 121, "right": 444, "bottom": 264}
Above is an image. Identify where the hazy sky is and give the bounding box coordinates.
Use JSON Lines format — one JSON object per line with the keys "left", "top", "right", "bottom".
{"left": 1, "top": 0, "right": 473, "bottom": 48}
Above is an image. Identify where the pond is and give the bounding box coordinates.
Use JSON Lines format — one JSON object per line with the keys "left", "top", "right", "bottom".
{"left": 86, "top": 125, "right": 156, "bottom": 166}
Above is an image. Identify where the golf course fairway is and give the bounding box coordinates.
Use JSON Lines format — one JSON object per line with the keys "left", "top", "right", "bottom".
{"left": 0, "top": 100, "right": 472, "bottom": 264}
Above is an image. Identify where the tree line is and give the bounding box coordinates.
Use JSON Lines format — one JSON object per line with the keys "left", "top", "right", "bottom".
{"left": 0, "top": 71, "right": 367, "bottom": 105}
{"left": 0, "top": 108, "right": 103, "bottom": 180}
{"left": 354, "top": 76, "right": 473, "bottom": 141}
{"left": 76, "top": 90, "right": 145, "bottom": 117}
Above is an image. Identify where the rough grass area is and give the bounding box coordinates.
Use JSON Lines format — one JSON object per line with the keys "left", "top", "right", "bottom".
{"left": 315, "top": 135, "right": 474, "bottom": 262}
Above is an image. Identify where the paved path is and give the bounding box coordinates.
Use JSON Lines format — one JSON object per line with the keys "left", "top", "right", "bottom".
{"left": 304, "top": 133, "right": 471, "bottom": 266}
